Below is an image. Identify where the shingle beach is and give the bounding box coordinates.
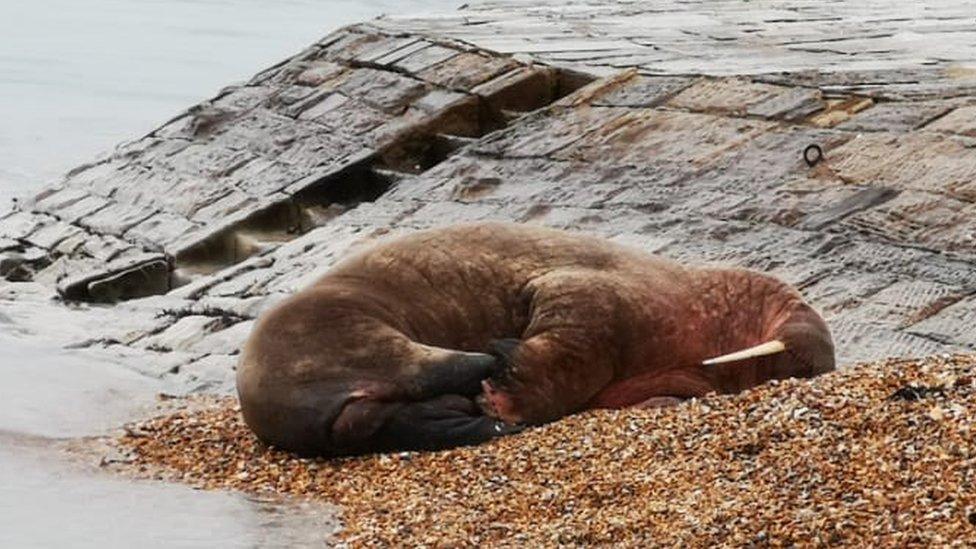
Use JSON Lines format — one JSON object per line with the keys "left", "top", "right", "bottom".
{"left": 113, "top": 354, "right": 976, "bottom": 546}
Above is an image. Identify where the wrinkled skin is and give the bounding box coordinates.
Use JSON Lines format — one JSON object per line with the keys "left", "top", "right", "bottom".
{"left": 237, "top": 222, "right": 834, "bottom": 456}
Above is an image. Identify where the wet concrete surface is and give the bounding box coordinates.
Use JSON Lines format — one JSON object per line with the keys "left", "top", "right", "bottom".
{"left": 0, "top": 330, "right": 338, "bottom": 547}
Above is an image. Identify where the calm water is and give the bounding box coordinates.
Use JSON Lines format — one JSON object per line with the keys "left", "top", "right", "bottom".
{"left": 0, "top": 0, "right": 462, "bottom": 206}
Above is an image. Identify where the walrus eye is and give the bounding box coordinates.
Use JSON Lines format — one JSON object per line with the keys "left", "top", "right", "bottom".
{"left": 702, "top": 340, "right": 786, "bottom": 365}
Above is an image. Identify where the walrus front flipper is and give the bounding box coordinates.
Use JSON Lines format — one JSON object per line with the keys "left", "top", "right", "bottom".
{"left": 409, "top": 350, "right": 499, "bottom": 399}
{"left": 479, "top": 273, "right": 623, "bottom": 425}
{"left": 375, "top": 394, "right": 523, "bottom": 452}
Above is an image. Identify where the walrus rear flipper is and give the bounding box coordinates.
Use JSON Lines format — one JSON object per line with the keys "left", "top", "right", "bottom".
{"left": 374, "top": 394, "right": 523, "bottom": 453}
{"left": 330, "top": 394, "right": 522, "bottom": 456}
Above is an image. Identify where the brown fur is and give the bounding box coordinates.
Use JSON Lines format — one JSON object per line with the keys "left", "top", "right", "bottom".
{"left": 237, "top": 222, "right": 834, "bottom": 456}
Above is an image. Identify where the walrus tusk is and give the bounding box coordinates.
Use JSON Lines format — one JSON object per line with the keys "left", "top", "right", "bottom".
{"left": 702, "top": 340, "right": 786, "bottom": 365}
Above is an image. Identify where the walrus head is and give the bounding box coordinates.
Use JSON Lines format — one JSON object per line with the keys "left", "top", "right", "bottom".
{"left": 701, "top": 303, "right": 835, "bottom": 393}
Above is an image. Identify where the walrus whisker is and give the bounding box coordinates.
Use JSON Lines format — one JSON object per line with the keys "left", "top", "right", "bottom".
{"left": 702, "top": 340, "right": 786, "bottom": 365}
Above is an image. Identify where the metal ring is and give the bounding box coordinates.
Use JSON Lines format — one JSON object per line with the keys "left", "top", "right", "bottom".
{"left": 804, "top": 144, "right": 823, "bottom": 167}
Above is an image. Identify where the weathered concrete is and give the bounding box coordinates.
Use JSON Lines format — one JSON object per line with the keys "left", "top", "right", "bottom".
{"left": 3, "top": 1, "right": 976, "bottom": 394}
{"left": 377, "top": 0, "right": 976, "bottom": 93}
{"left": 2, "top": 25, "right": 585, "bottom": 303}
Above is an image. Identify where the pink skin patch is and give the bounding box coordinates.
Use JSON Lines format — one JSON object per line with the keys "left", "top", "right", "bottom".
{"left": 480, "top": 379, "right": 522, "bottom": 424}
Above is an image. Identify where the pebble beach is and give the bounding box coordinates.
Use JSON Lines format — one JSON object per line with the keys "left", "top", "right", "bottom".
{"left": 112, "top": 354, "right": 976, "bottom": 546}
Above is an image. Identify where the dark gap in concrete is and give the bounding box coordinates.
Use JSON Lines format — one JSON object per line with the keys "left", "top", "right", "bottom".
{"left": 294, "top": 162, "right": 395, "bottom": 224}
{"left": 60, "top": 258, "right": 172, "bottom": 303}
{"left": 173, "top": 201, "right": 304, "bottom": 279}
{"left": 171, "top": 160, "right": 395, "bottom": 285}
{"left": 0, "top": 246, "right": 51, "bottom": 282}
{"left": 556, "top": 69, "right": 599, "bottom": 100}
{"left": 376, "top": 133, "right": 466, "bottom": 174}
{"left": 479, "top": 67, "right": 597, "bottom": 133}
{"left": 375, "top": 68, "right": 595, "bottom": 174}
{"left": 295, "top": 162, "right": 392, "bottom": 206}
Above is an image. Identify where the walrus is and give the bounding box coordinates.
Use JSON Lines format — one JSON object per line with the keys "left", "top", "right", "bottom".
{"left": 237, "top": 222, "right": 834, "bottom": 456}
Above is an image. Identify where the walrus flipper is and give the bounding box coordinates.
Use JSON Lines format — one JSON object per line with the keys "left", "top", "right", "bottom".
{"left": 479, "top": 273, "right": 623, "bottom": 425}
{"left": 375, "top": 395, "right": 523, "bottom": 452}
{"left": 485, "top": 338, "right": 521, "bottom": 384}
{"left": 409, "top": 350, "right": 499, "bottom": 398}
